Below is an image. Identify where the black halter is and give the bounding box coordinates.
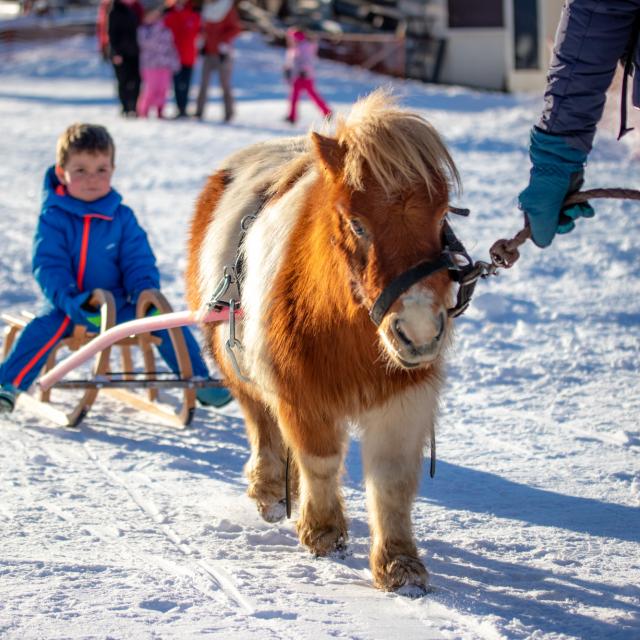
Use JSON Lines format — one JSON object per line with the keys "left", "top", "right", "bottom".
{"left": 369, "top": 217, "right": 477, "bottom": 326}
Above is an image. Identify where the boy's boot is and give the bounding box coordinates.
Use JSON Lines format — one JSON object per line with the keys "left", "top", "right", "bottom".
{"left": 0, "top": 385, "right": 17, "bottom": 413}
{"left": 196, "top": 385, "right": 233, "bottom": 408}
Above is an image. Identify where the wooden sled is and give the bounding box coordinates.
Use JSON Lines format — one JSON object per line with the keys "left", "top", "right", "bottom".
{"left": 1, "top": 288, "right": 223, "bottom": 428}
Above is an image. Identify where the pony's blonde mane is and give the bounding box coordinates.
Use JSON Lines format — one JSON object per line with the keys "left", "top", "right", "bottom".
{"left": 335, "top": 89, "right": 460, "bottom": 197}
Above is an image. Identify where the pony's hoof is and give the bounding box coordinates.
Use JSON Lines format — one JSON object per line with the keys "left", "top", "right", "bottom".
{"left": 373, "top": 554, "right": 429, "bottom": 593}
{"left": 396, "top": 583, "right": 430, "bottom": 598}
{"left": 298, "top": 524, "right": 348, "bottom": 557}
{"left": 257, "top": 499, "right": 287, "bottom": 523}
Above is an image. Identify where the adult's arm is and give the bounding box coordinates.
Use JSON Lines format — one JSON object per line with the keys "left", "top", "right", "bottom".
{"left": 538, "top": 0, "right": 640, "bottom": 153}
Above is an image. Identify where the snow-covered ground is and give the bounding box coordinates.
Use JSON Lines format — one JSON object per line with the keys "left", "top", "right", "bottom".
{"left": 0, "top": 33, "right": 638, "bottom": 640}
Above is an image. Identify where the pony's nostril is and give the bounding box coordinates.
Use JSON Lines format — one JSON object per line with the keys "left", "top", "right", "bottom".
{"left": 393, "top": 319, "right": 414, "bottom": 348}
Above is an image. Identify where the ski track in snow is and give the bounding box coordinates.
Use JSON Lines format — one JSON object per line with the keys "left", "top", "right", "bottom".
{"left": 0, "top": 32, "right": 639, "bottom": 640}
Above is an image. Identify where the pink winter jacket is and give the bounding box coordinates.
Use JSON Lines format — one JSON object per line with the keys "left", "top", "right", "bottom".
{"left": 137, "top": 20, "right": 180, "bottom": 72}
{"left": 284, "top": 33, "right": 318, "bottom": 80}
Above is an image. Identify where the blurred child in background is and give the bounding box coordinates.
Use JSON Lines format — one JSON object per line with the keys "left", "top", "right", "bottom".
{"left": 137, "top": 0, "right": 180, "bottom": 118}
{"left": 283, "top": 28, "right": 331, "bottom": 124}
{"left": 164, "top": 0, "right": 201, "bottom": 119}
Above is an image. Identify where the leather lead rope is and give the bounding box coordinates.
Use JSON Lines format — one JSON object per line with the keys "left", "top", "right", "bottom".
{"left": 490, "top": 188, "right": 640, "bottom": 269}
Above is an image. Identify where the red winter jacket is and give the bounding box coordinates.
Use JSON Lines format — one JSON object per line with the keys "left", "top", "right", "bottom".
{"left": 96, "top": 0, "right": 110, "bottom": 54}
{"left": 164, "top": 1, "right": 201, "bottom": 67}
{"left": 201, "top": 2, "right": 242, "bottom": 56}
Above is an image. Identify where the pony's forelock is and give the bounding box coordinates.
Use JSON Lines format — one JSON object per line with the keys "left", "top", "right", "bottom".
{"left": 333, "top": 89, "right": 460, "bottom": 198}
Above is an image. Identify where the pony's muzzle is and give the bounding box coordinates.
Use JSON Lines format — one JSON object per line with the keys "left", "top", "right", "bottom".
{"left": 381, "top": 297, "right": 448, "bottom": 368}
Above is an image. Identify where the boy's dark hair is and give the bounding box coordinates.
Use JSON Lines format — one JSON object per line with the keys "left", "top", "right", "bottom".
{"left": 56, "top": 123, "right": 115, "bottom": 167}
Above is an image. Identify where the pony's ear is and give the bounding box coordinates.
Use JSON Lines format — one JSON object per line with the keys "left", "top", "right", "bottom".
{"left": 311, "top": 132, "right": 345, "bottom": 178}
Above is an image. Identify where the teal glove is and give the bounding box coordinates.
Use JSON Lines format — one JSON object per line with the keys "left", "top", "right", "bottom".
{"left": 518, "top": 128, "right": 595, "bottom": 248}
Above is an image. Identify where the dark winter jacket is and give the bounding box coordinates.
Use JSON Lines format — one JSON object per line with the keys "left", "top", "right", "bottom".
{"left": 32, "top": 167, "right": 159, "bottom": 322}
{"left": 537, "top": 0, "right": 640, "bottom": 153}
{"left": 108, "top": 0, "right": 143, "bottom": 59}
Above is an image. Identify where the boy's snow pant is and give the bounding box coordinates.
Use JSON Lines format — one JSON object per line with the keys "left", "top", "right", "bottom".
{"left": 0, "top": 304, "right": 209, "bottom": 392}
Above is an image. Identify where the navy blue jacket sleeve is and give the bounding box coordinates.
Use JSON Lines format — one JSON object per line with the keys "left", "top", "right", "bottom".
{"left": 538, "top": 0, "right": 640, "bottom": 153}
{"left": 32, "top": 208, "right": 89, "bottom": 317}
{"left": 118, "top": 206, "right": 160, "bottom": 303}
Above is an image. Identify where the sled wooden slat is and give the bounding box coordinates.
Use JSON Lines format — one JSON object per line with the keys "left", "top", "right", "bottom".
{"left": 1, "top": 313, "right": 28, "bottom": 328}
{"left": 2, "top": 313, "right": 29, "bottom": 359}
{"left": 3, "top": 288, "right": 200, "bottom": 428}
{"left": 16, "top": 392, "right": 88, "bottom": 428}
{"left": 102, "top": 388, "right": 191, "bottom": 428}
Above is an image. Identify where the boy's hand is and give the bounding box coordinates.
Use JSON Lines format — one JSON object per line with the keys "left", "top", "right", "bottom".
{"left": 83, "top": 311, "right": 102, "bottom": 329}
{"left": 80, "top": 301, "right": 102, "bottom": 329}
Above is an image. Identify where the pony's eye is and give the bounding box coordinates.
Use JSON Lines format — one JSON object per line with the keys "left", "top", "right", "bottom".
{"left": 349, "top": 218, "right": 366, "bottom": 237}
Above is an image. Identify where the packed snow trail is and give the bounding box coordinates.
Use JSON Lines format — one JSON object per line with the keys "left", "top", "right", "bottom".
{"left": 0, "top": 33, "right": 638, "bottom": 639}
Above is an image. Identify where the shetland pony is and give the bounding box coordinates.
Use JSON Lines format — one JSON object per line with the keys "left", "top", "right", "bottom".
{"left": 186, "top": 90, "right": 460, "bottom": 593}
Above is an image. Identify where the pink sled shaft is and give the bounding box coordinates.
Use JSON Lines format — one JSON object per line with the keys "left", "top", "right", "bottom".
{"left": 37, "top": 307, "right": 232, "bottom": 391}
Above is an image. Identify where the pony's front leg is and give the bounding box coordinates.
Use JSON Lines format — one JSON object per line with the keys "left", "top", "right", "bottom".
{"left": 236, "top": 389, "right": 291, "bottom": 522}
{"left": 279, "top": 404, "right": 348, "bottom": 556}
{"left": 360, "top": 383, "right": 439, "bottom": 592}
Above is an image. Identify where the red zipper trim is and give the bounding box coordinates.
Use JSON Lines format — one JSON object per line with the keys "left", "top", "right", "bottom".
{"left": 76, "top": 213, "right": 111, "bottom": 291}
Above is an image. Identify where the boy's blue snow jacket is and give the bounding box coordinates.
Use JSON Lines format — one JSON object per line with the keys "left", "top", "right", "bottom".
{"left": 32, "top": 166, "right": 159, "bottom": 323}
{"left": 538, "top": 0, "right": 640, "bottom": 153}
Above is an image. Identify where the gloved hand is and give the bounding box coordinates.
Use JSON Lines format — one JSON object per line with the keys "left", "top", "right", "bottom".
{"left": 63, "top": 291, "right": 92, "bottom": 325}
{"left": 518, "top": 128, "right": 595, "bottom": 248}
{"left": 81, "top": 308, "right": 102, "bottom": 329}
{"left": 283, "top": 67, "right": 292, "bottom": 82}
{"left": 62, "top": 292, "right": 103, "bottom": 328}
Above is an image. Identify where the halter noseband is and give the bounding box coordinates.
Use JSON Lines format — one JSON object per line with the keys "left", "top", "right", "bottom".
{"left": 369, "top": 217, "right": 478, "bottom": 326}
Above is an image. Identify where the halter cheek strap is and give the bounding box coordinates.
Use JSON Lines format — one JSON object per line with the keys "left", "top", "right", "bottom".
{"left": 368, "top": 221, "right": 477, "bottom": 326}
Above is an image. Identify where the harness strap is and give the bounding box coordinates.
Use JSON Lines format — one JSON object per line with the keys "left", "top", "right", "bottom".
{"left": 234, "top": 193, "right": 268, "bottom": 298}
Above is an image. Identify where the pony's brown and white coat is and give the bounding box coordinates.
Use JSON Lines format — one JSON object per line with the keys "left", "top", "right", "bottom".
{"left": 186, "top": 90, "right": 459, "bottom": 592}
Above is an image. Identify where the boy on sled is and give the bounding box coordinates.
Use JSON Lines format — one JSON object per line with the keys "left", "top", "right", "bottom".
{"left": 0, "top": 123, "right": 231, "bottom": 413}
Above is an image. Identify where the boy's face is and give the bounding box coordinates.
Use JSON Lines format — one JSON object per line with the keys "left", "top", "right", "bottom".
{"left": 55, "top": 151, "right": 114, "bottom": 202}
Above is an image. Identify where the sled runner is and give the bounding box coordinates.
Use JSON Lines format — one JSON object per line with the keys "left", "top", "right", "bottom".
{"left": 1, "top": 288, "right": 226, "bottom": 428}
